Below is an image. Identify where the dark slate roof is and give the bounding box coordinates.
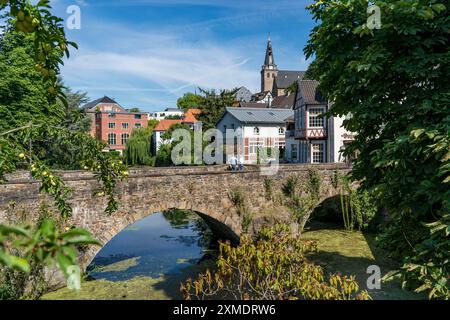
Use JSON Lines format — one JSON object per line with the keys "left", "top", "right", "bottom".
{"left": 275, "top": 70, "right": 306, "bottom": 88}
{"left": 271, "top": 94, "right": 295, "bottom": 109}
{"left": 82, "top": 96, "right": 121, "bottom": 111}
{"left": 264, "top": 39, "right": 276, "bottom": 67}
{"left": 297, "top": 80, "right": 326, "bottom": 105}
{"left": 239, "top": 102, "right": 270, "bottom": 108}
{"left": 224, "top": 108, "right": 293, "bottom": 125}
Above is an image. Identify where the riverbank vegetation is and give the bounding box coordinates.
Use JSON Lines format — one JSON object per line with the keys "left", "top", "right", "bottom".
{"left": 305, "top": 0, "right": 449, "bottom": 299}
{"left": 0, "top": 1, "right": 127, "bottom": 299}
{"left": 181, "top": 224, "right": 371, "bottom": 300}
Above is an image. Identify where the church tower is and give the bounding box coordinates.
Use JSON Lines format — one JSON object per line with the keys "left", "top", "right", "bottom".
{"left": 261, "top": 36, "right": 278, "bottom": 93}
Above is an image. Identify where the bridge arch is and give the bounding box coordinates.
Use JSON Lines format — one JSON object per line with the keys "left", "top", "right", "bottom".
{"left": 0, "top": 163, "right": 351, "bottom": 286}
{"left": 80, "top": 207, "right": 240, "bottom": 270}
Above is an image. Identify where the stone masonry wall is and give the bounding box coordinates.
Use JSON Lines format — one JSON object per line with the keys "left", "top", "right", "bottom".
{"left": 0, "top": 164, "right": 349, "bottom": 271}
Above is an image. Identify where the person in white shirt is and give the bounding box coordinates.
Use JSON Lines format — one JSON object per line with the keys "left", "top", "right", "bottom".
{"left": 229, "top": 155, "right": 238, "bottom": 171}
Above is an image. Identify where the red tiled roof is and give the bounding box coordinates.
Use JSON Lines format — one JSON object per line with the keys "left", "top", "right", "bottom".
{"left": 183, "top": 108, "right": 201, "bottom": 123}
{"left": 154, "top": 119, "right": 183, "bottom": 132}
{"left": 153, "top": 109, "right": 201, "bottom": 132}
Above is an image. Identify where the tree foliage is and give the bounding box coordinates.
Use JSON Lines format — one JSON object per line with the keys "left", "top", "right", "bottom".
{"left": 196, "top": 88, "right": 238, "bottom": 129}
{"left": 177, "top": 92, "right": 203, "bottom": 112}
{"left": 0, "top": 27, "right": 60, "bottom": 131}
{"left": 1, "top": 0, "right": 77, "bottom": 103}
{"left": 0, "top": 1, "right": 128, "bottom": 288}
{"left": 181, "top": 224, "right": 371, "bottom": 300}
{"left": 305, "top": 0, "right": 449, "bottom": 299}
{"left": 124, "top": 127, "right": 153, "bottom": 166}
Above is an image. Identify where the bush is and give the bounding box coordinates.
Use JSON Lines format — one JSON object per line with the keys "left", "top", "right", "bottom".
{"left": 181, "top": 224, "right": 371, "bottom": 300}
{"left": 228, "top": 190, "right": 251, "bottom": 232}
{"left": 379, "top": 214, "right": 450, "bottom": 299}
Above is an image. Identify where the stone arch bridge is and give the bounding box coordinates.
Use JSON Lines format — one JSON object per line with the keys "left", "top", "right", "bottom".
{"left": 0, "top": 164, "right": 349, "bottom": 270}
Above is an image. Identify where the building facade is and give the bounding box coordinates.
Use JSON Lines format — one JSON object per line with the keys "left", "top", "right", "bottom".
{"left": 148, "top": 108, "right": 185, "bottom": 121}
{"left": 216, "top": 108, "right": 293, "bottom": 164}
{"left": 83, "top": 96, "right": 149, "bottom": 152}
{"left": 284, "top": 81, "right": 354, "bottom": 164}
{"left": 152, "top": 109, "right": 201, "bottom": 154}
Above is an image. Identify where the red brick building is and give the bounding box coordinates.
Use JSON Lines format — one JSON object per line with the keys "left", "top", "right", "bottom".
{"left": 83, "top": 96, "right": 148, "bottom": 152}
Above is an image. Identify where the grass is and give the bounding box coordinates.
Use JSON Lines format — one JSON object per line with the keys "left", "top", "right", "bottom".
{"left": 41, "top": 256, "right": 216, "bottom": 300}
{"left": 301, "top": 222, "right": 425, "bottom": 300}
{"left": 41, "top": 277, "right": 174, "bottom": 300}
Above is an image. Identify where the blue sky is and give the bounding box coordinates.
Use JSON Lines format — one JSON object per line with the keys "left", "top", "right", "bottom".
{"left": 50, "top": 0, "right": 316, "bottom": 112}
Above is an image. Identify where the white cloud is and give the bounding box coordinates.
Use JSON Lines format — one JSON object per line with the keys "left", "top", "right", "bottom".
{"left": 61, "top": 21, "right": 263, "bottom": 110}
{"left": 57, "top": 2, "right": 312, "bottom": 111}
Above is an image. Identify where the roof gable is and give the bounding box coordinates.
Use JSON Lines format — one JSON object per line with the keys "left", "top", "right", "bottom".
{"left": 82, "top": 96, "right": 125, "bottom": 112}
{"left": 296, "top": 80, "right": 326, "bottom": 105}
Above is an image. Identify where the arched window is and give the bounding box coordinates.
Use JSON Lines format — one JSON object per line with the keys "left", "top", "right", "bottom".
{"left": 278, "top": 127, "right": 285, "bottom": 135}
{"left": 253, "top": 127, "right": 260, "bottom": 135}
{"left": 121, "top": 133, "right": 129, "bottom": 145}
{"left": 108, "top": 133, "right": 116, "bottom": 146}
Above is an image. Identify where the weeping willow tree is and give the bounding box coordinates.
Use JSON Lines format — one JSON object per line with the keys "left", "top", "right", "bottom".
{"left": 124, "top": 128, "right": 153, "bottom": 166}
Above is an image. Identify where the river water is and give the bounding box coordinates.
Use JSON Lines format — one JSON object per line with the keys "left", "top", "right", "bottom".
{"left": 43, "top": 211, "right": 216, "bottom": 300}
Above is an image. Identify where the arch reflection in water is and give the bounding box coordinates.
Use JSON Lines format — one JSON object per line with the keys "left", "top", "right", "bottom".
{"left": 87, "top": 210, "right": 215, "bottom": 282}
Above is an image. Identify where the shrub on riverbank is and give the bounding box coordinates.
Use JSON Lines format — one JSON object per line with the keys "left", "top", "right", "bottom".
{"left": 181, "top": 224, "right": 371, "bottom": 300}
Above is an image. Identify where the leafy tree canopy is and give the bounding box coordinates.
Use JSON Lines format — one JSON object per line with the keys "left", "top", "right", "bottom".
{"left": 305, "top": 0, "right": 449, "bottom": 299}
{"left": 196, "top": 88, "right": 238, "bottom": 130}
{"left": 0, "top": 27, "right": 60, "bottom": 131}
{"left": 177, "top": 92, "right": 203, "bottom": 112}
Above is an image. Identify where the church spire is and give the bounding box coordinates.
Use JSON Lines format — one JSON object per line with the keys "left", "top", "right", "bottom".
{"left": 264, "top": 35, "right": 276, "bottom": 67}
{"left": 261, "top": 35, "right": 278, "bottom": 93}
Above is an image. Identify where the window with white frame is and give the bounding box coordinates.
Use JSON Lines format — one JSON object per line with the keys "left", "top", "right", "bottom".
{"left": 135, "top": 123, "right": 142, "bottom": 129}
{"left": 121, "top": 133, "right": 129, "bottom": 145}
{"left": 309, "top": 108, "right": 325, "bottom": 128}
{"left": 253, "top": 127, "right": 260, "bottom": 135}
{"left": 275, "top": 140, "right": 285, "bottom": 148}
{"left": 249, "top": 141, "right": 264, "bottom": 154}
{"left": 108, "top": 133, "right": 116, "bottom": 146}
{"left": 122, "top": 123, "right": 129, "bottom": 129}
{"left": 278, "top": 127, "right": 285, "bottom": 135}
{"left": 108, "top": 122, "right": 116, "bottom": 129}
{"left": 312, "top": 143, "right": 325, "bottom": 163}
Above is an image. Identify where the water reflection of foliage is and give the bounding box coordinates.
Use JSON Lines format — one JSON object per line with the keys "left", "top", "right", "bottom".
{"left": 162, "top": 209, "right": 193, "bottom": 229}
{"left": 192, "top": 219, "right": 215, "bottom": 250}
{"left": 162, "top": 209, "right": 215, "bottom": 250}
